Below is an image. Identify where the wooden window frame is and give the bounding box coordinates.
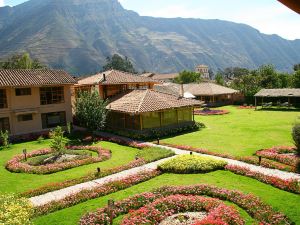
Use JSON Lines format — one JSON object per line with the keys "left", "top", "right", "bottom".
{"left": 15, "top": 88, "right": 32, "bottom": 96}
{"left": 41, "top": 111, "right": 66, "bottom": 129}
{"left": 18, "top": 114, "right": 33, "bottom": 122}
{"left": 0, "top": 89, "right": 7, "bottom": 109}
{"left": 40, "top": 86, "right": 65, "bottom": 105}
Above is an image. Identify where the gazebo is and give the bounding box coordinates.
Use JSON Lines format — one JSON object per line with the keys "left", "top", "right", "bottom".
{"left": 254, "top": 89, "right": 300, "bottom": 108}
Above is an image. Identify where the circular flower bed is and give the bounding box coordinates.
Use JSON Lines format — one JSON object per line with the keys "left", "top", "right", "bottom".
{"left": 158, "top": 155, "right": 227, "bottom": 174}
{"left": 122, "top": 195, "right": 244, "bottom": 225}
{"left": 194, "top": 109, "right": 229, "bottom": 116}
{"left": 6, "top": 146, "right": 111, "bottom": 174}
{"left": 238, "top": 106, "right": 256, "bottom": 109}
{"left": 256, "top": 146, "right": 299, "bottom": 168}
{"left": 80, "top": 184, "right": 291, "bottom": 225}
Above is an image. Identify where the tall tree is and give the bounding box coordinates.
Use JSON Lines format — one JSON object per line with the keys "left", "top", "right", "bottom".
{"left": 294, "top": 64, "right": 300, "bottom": 72}
{"left": 0, "top": 53, "right": 46, "bottom": 69}
{"left": 293, "top": 70, "right": 300, "bottom": 88}
{"left": 103, "top": 54, "right": 136, "bottom": 73}
{"left": 174, "top": 70, "right": 202, "bottom": 84}
{"left": 215, "top": 73, "right": 225, "bottom": 86}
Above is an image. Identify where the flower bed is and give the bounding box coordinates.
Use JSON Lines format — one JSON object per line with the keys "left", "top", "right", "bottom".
{"left": 194, "top": 109, "right": 229, "bottom": 116}
{"left": 122, "top": 195, "right": 244, "bottom": 225}
{"left": 6, "top": 146, "right": 111, "bottom": 174}
{"left": 158, "top": 155, "right": 227, "bottom": 174}
{"left": 225, "top": 165, "right": 300, "bottom": 194}
{"left": 256, "top": 146, "right": 299, "bottom": 168}
{"left": 34, "top": 170, "right": 162, "bottom": 216}
{"left": 80, "top": 184, "right": 291, "bottom": 225}
{"left": 159, "top": 143, "right": 296, "bottom": 172}
{"left": 0, "top": 194, "right": 33, "bottom": 225}
{"left": 238, "top": 106, "right": 256, "bottom": 109}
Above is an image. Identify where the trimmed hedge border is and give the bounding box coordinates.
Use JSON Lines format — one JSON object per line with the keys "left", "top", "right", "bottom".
{"left": 194, "top": 109, "right": 229, "bottom": 116}
{"left": 80, "top": 184, "right": 292, "bottom": 225}
{"left": 225, "top": 165, "right": 300, "bottom": 194}
{"left": 256, "top": 146, "right": 299, "bottom": 168}
{"left": 159, "top": 143, "right": 295, "bottom": 172}
{"left": 122, "top": 195, "right": 244, "bottom": 225}
{"left": 34, "top": 170, "right": 162, "bottom": 217}
{"left": 6, "top": 146, "right": 111, "bottom": 174}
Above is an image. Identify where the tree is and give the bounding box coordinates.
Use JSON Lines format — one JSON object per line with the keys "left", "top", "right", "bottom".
{"left": 103, "top": 54, "right": 136, "bottom": 73}
{"left": 0, "top": 52, "right": 46, "bottom": 69}
{"left": 49, "top": 126, "right": 66, "bottom": 157}
{"left": 294, "top": 64, "right": 300, "bottom": 72}
{"left": 174, "top": 70, "right": 202, "bottom": 84}
{"left": 74, "top": 91, "right": 108, "bottom": 131}
{"left": 257, "top": 65, "right": 280, "bottom": 89}
{"left": 292, "top": 70, "right": 300, "bottom": 88}
{"left": 215, "top": 73, "right": 225, "bottom": 86}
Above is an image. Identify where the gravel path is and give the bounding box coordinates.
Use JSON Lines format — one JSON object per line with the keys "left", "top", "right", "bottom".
{"left": 29, "top": 136, "right": 300, "bottom": 207}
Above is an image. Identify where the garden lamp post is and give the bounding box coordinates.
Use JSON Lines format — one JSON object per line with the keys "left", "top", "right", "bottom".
{"left": 23, "top": 149, "right": 27, "bottom": 161}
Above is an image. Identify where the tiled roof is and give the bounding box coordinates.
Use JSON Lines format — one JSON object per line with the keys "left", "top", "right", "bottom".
{"left": 0, "top": 69, "right": 76, "bottom": 87}
{"left": 184, "top": 82, "right": 238, "bottom": 96}
{"left": 78, "top": 70, "right": 157, "bottom": 85}
{"left": 154, "top": 83, "right": 181, "bottom": 97}
{"left": 255, "top": 89, "right": 300, "bottom": 97}
{"left": 140, "top": 73, "right": 179, "bottom": 81}
{"left": 107, "top": 89, "right": 202, "bottom": 114}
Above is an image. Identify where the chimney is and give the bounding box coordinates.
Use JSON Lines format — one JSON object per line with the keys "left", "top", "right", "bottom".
{"left": 103, "top": 73, "right": 106, "bottom": 81}
{"left": 179, "top": 83, "right": 184, "bottom": 98}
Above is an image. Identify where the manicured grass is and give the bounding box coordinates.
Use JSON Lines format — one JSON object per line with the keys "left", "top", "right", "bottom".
{"left": 162, "top": 106, "right": 299, "bottom": 157}
{"left": 0, "top": 139, "right": 141, "bottom": 194}
{"left": 33, "top": 171, "right": 300, "bottom": 225}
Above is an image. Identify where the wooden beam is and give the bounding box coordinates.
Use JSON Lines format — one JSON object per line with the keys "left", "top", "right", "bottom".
{"left": 278, "top": 0, "right": 300, "bottom": 14}
{"left": 140, "top": 114, "right": 143, "bottom": 130}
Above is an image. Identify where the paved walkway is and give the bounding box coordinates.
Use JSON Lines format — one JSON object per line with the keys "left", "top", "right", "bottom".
{"left": 30, "top": 138, "right": 300, "bottom": 207}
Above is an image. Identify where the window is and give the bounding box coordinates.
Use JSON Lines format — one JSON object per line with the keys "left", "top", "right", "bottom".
{"left": 18, "top": 114, "right": 33, "bottom": 122}
{"left": 15, "top": 88, "right": 31, "bottom": 96}
{"left": 41, "top": 111, "right": 66, "bottom": 129}
{"left": 0, "top": 117, "right": 10, "bottom": 132}
{"left": 40, "top": 87, "right": 64, "bottom": 105}
{"left": 0, "top": 89, "right": 7, "bottom": 109}
{"left": 142, "top": 112, "right": 161, "bottom": 129}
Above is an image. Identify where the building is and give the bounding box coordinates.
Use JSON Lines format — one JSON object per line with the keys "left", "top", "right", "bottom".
{"left": 140, "top": 72, "right": 179, "bottom": 82}
{"left": 195, "top": 65, "right": 210, "bottom": 80}
{"left": 254, "top": 89, "right": 300, "bottom": 108}
{"left": 106, "top": 89, "right": 201, "bottom": 135}
{"left": 76, "top": 70, "right": 201, "bottom": 135}
{"left": 0, "top": 69, "right": 76, "bottom": 136}
{"left": 77, "top": 70, "right": 159, "bottom": 99}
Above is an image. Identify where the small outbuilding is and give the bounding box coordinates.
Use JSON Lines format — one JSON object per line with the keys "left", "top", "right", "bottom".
{"left": 254, "top": 89, "right": 300, "bottom": 108}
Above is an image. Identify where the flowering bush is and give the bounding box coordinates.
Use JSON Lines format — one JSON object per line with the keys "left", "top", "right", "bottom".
{"left": 80, "top": 184, "right": 291, "bottom": 225}
{"left": 194, "top": 109, "right": 229, "bottom": 116}
{"left": 6, "top": 146, "right": 111, "bottom": 174}
{"left": 122, "top": 195, "right": 244, "bottom": 225}
{"left": 159, "top": 143, "right": 296, "bottom": 172}
{"left": 0, "top": 194, "right": 33, "bottom": 225}
{"left": 225, "top": 165, "right": 300, "bottom": 194}
{"left": 34, "top": 170, "right": 161, "bottom": 216}
{"left": 256, "top": 146, "right": 299, "bottom": 168}
{"left": 238, "top": 106, "right": 256, "bottom": 109}
{"left": 158, "top": 155, "right": 227, "bottom": 174}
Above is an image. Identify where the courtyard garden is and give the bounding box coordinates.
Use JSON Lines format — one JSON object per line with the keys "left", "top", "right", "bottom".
{"left": 1, "top": 106, "right": 300, "bottom": 225}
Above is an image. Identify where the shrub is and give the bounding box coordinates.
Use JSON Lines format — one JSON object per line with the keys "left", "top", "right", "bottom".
{"left": 292, "top": 123, "right": 300, "bottom": 155}
{"left": 158, "top": 155, "right": 227, "bottom": 174}
{"left": 36, "top": 136, "right": 44, "bottom": 144}
{"left": 0, "top": 194, "right": 33, "bottom": 225}
{"left": 0, "top": 130, "right": 9, "bottom": 147}
{"left": 49, "top": 126, "right": 66, "bottom": 156}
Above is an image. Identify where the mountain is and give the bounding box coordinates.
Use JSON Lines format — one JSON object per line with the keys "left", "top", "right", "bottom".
{"left": 0, "top": 0, "right": 299, "bottom": 75}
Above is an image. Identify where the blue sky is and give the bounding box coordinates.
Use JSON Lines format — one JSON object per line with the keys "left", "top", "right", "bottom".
{"left": 1, "top": 0, "right": 300, "bottom": 40}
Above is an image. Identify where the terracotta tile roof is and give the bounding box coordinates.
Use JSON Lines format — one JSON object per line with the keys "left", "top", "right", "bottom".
{"left": 255, "top": 89, "right": 300, "bottom": 97}
{"left": 0, "top": 69, "right": 76, "bottom": 87}
{"left": 184, "top": 82, "right": 238, "bottom": 96}
{"left": 78, "top": 70, "right": 157, "bottom": 85}
{"left": 107, "top": 89, "right": 202, "bottom": 114}
{"left": 154, "top": 83, "right": 181, "bottom": 97}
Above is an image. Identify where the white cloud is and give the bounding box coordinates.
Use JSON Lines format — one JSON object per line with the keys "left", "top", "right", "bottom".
{"left": 0, "top": 0, "right": 4, "bottom": 7}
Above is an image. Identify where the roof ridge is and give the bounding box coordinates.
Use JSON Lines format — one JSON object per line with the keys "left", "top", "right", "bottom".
{"left": 137, "top": 89, "right": 150, "bottom": 113}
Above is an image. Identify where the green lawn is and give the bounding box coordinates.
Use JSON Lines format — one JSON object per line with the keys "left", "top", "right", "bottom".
{"left": 33, "top": 171, "right": 300, "bottom": 225}
{"left": 162, "top": 106, "right": 299, "bottom": 156}
{"left": 0, "top": 139, "right": 141, "bottom": 194}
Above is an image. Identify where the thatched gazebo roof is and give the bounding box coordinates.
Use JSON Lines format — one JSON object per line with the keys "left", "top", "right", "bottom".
{"left": 255, "top": 89, "right": 300, "bottom": 97}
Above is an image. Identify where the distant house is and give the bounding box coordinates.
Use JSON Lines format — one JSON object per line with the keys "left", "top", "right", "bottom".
{"left": 76, "top": 70, "right": 201, "bottom": 135}
{"left": 154, "top": 82, "right": 242, "bottom": 107}
{"left": 254, "top": 89, "right": 300, "bottom": 108}
{"left": 0, "top": 69, "right": 76, "bottom": 136}
{"left": 140, "top": 72, "right": 179, "bottom": 82}
{"left": 195, "top": 65, "right": 210, "bottom": 80}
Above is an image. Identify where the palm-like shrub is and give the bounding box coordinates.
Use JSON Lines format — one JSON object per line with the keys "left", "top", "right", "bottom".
{"left": 158, "top": 155, "right": 227, "bottom": 174}
{"left": 292, "top": 123, "right": 300, "bottom": 155}
{"left": 49, "top": 126, "right": 66, "bottom": 156}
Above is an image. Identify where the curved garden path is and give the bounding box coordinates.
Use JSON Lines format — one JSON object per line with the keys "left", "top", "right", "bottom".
{"left": 29, "top": 133, "right": 300, "bottom": 207}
